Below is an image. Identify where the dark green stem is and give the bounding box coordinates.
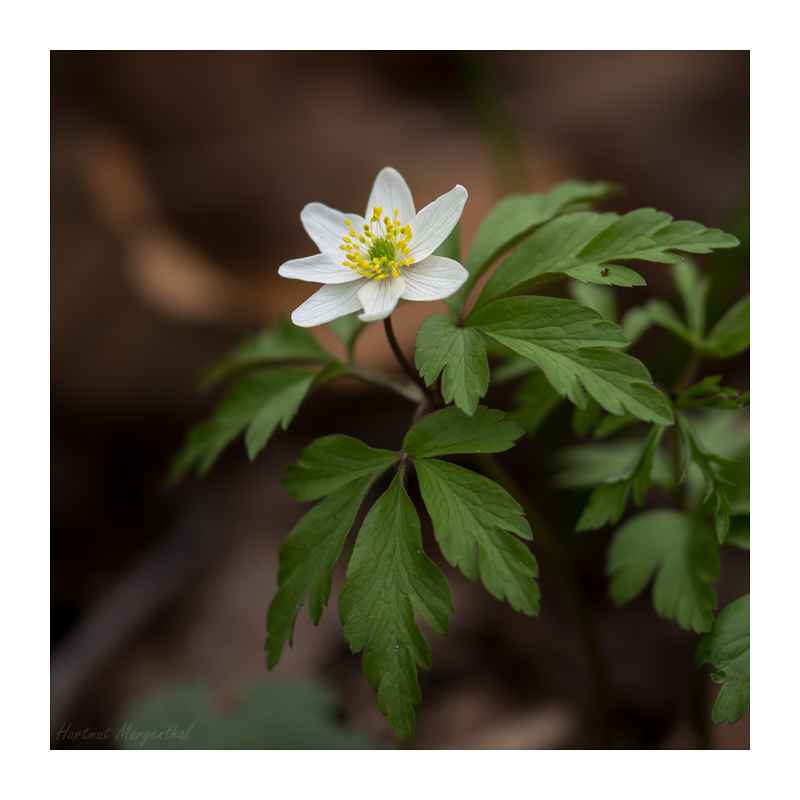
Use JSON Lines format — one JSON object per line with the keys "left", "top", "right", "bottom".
{"left": 472, "top": 452, "right": 615, "bottom": 748}
{"left": 383, "top": 316, "right": 432, "bottom": 399}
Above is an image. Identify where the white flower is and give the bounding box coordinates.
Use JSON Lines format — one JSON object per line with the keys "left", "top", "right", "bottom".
{"left": 279, "top": 167, "right": 468, "bottom": 326}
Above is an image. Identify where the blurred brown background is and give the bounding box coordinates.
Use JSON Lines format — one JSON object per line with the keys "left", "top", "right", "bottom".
{"left": 51, "top": 50, "right": 749, "bottom": 749}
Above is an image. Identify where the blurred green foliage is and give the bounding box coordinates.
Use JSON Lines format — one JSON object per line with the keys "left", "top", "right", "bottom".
{"left": 118, "top": 679, "right": 381, "bottom": 749}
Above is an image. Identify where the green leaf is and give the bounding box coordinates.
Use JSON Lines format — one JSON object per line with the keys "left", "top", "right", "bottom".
{"left": 403, "top": 405, "right": 523, "bottom": 459}
{"left": 485, "top": 335, "right": 539, "bottom": 383}
{"left": 328, "top": 313, "right": 365, "bottom": 357}
{"left": 482, "top": 335, "right": 520, "bottom": 360}
{"left": 677, "top": 376, "right": 749, "bottom": 410}
{"left": 725, "top": 517, "right": 750, "bottom": 550}
{"left": 650, "top": 218, "right": 740, "bottom": 254}
{"left": 284, "top": 435, "right": 397, "bottom": 502}
{"left": 607, "top": 509, "right": 719, "bottom": 633}
{"left": 593, "top": 412, "right": 640, "bottom": 438}
{"left": 466, "top": 288, "right": 628, "bottom": 355}
{"left": 673, "top": 260, "right": 709, "bottom": 338}
{"left": 628, "top": 431, "right": 666, "bottom": 506}
{"left": 575, "top": 482, "right": 630, "bottom": 532}
{"left": 526, "top": 347, "right": 672, "bottom": 425}
{"left": 472, "top": 208, "right": 738, "bottom": 311}
{"left": 339, "top": 469, "right": 453, "bottom": 740}
{"left": 201, "top": 318, "right": 331, "bottom": 389}
{"left": 553, "top": 436, "right": 671, "bottom": 492}
{"left": 460, "top": 181, "right": 617, "bottom": 297}
{"left": 677, "top": 413, "right": 736, "bottom": 542}
{"left": 266, "top": 477, "right": 372, "bottom": 669}
{"left": 688, "top": 409, "right": 750, "bottom": 465}
{"left": 472, "top": 211, "right": 627, "bottom": 310}
{"left": 568, "top": 281, "right": 618, "bottom": 323}
{"left": 245, "top": 373, "right": 317, "bottom": 460}
{"left": 647, "top": 299, "right": 701, "bottom": 349}
{"left": 415, "top": 459, "right": 539, "bottom": 615}
{"left": 682, "top": 411, "right": 749, "bottom": 520}
{"left": 648, "top": 288, "right": 748, "bottom": 359}
{"left": 576, "top": 425, "right": 666, "bottom": 530}
{"left": 696, "top": 595, "right": 750, "bottom": 724}
{"left": 467, "top": 297, "right": 629, "bottom": 349}
{"left": 508, "top": 372, "right": 563, "bottom": 436}
{"left": 171, "top": 367, "right": 319, "bottom": 481}
{"left": 620, "top": 305, "right": 654, "bottom": 346}
{"left": 706, "top": 295, "right": 750, "bottom": 357}
{"left": 467, "top": 297, "right": 673, "bottom": 425}
{"left": 490, "top": 356, "right": 539, "bottom": 384}
{"left": 414, "top": 314, "right": 489, "bottom": 415}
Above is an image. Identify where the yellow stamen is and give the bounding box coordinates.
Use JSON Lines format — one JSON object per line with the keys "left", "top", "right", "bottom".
{"left": 340, "top": 203, "right": 415, "bottom": 282}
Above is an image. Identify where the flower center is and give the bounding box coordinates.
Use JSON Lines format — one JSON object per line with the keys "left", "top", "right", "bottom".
{"left": 368, "top": 238, "right": 396, "bottom": 263}
{"left": 340, "top": 206, "right": 415, "bottom": 280}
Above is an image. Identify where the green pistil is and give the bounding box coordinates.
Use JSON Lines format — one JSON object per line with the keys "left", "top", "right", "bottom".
{"left": 368, "top": 238, "right": 395, "bottom": 263}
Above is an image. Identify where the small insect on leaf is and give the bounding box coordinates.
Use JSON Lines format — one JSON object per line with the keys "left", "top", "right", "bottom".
{"left": 600, "top": 268, "right": 610, "bottom": 277}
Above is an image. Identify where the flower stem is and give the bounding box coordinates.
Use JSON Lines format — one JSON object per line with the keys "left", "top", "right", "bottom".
{"left": 471, "top": 452, "right": 615, "bottom": 748}
{"left": 383, "top": 316, "right": 432, "bottom": 399}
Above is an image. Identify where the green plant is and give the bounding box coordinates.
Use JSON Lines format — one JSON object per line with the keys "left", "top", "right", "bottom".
{"left": 173, "top": 169, "right": 749, "bottom": 744}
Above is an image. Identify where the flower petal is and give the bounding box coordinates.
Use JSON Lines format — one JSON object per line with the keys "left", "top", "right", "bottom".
{"left": 357, "top": 276, "right": 406, "bottom": 322}
{"left": 399, "top": 256, "right": 469, "bottom": 302}
{"left": 301, "top": 202, "right": 365, "bottom": 253}
{"left": 291, "top": 280, "right": 367, "bottom": 327}
{"left": 279, "top": 252, "right": 361, "bottom": 284}
{"left": 407, "top": 184, "right": 468, "bottom": 262}
{"left": 366, "top": 167, "right": 416, "bottom": 222}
